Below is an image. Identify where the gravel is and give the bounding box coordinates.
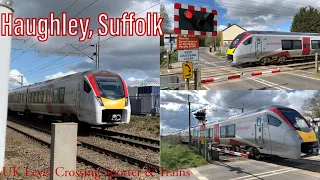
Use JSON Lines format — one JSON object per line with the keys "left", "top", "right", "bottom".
{"left": 109, "top": 116, "right": 160, "bottom": 140}
{"left": 78, "top": 147, "right": 160, "bottom": 180}
{"left": 6, "top": 121, "right": 160, "bottom": 180}
{"left": 78, "top": 136, "right": 159, "bottom": 165}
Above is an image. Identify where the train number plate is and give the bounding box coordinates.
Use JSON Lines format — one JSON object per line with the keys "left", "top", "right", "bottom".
{"left": 111, "top": 114, "right": 121, "bottom": 121}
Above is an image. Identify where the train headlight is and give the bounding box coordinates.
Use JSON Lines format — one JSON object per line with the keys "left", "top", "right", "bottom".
{"left": 125, "top": 98, "right": 128, "bottom": 106}
{"left": 96, "top": 97, "right": 104, "bottom": 106}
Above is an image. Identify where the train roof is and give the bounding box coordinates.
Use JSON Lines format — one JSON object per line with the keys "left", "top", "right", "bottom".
{"left": 227, "top": 104, "right": 290, "bottom": 120}
{"left": 9, "top": 69, "right": 118, "bottom": 92}
{"left": 244, "top": 31, "right": 320, "bottom": 36}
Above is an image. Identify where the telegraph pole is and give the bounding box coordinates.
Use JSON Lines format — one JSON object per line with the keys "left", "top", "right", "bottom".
{"left": 188, "top": 95, "right": 191, "bottom": 146}
{"left": 229, "top": 103, "right": 244, "bottom": 113}
{"left": 20, "top": 75, "right": 23, "bottom": 87}
{"left": 96, "top": 35, "right": 100, "bottom": 69}
{"left": 0, "top": 0, "right": 14, "bottom": 179}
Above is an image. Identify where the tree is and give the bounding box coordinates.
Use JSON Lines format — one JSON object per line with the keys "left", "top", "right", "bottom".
{"left": 302, "top": 91, "right": 320, "bottom": 122}
{"left": 160, "top": 4, "right": 172, "bottom": 34}
{"left": 290, "top": 6, "right": 320, "bottom": 33}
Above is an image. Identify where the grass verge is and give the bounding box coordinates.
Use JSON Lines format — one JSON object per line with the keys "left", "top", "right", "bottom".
{"left": 110, "top": 115, "right": 160, "bottom": 139}
{"left": 160, "top": 141, "right": 206, "bottom": 170}
{"left": 315, "top": 72, "right": 320, "bottom": 78}
{"left": 215, "top": 52, "right": 225, "bottom": 56}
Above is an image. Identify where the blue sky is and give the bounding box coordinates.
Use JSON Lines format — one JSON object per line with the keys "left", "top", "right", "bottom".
{"left": 161, "top": 0, "right": 319, "bottom": 32}
{"left": 9, "top": 0, "right": 160, "bottom": 89}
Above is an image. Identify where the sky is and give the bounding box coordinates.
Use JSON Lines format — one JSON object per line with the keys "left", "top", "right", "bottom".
{"left": 160, "top": 90, "right": 318, "bottom": 135}
{"left": 161, "top": 0, "right": 320, "bottom": 32}
{"left": 8, "top": 0, "right": 160, "bottom": 90}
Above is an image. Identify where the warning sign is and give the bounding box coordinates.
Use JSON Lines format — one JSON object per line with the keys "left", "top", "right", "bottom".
{"left": 177, "top": 37, "right": 199, "bottom": 50}
{"left": 201, "top": 136, "right": 205, "bottom": 144}
{"left": 178, "top": 50, "right": 199, "bottom": 61}
{"left": 183, "top": 62, "right": 193, "bottom": 79}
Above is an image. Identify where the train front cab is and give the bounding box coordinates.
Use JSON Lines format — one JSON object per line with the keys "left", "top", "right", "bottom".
{"left": 226, "top": 32, "right": 251, "bottom": 63}
{"left": 84, "top": 72, "right": 131, "bottom": 127}
{"left": 269, "top": 107, "right": 318, "bottom": 159}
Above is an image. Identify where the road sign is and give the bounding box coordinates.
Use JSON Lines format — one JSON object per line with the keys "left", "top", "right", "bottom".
{"left": 201, "top": 136, "right": 205, "bottom": 144}
{"left": 177, "top": 37, "right": 199, "bottom": 50}
{"left": 178, "top": 49, "right": 199, "bottom": 61}
{"left": 183, "top": 62, "right": 193, "bottom": 79}
{"left": 174, "top": 3, "right": 217, "bottom": 36}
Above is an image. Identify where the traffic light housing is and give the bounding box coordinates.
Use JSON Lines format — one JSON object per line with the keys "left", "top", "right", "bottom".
{"left": 174, "top": 3, "right": 217, "bottom": 36}
{"left": 194, "top": 111, "right": 206, "bottom": 121}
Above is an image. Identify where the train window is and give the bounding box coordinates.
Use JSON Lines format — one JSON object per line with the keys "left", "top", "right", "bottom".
{"left": 293, "top": 40, "right": 302, "bottom": 49}
{"left": 84, "top": 81, "right": 91, "bottom": 93}
{"left": 59, "top": 88, "right": 65, "bottom": 103}
{"left": 227, "top": 125, "right": 235, "bottom": 137}
{"left": 267, "top": 115, "right": 282, "bottom": 127}
{"left": 36, "top": 92, "right": 39, "bottom": 103}
{"left": 311, "top": 40, "right": 320, "bottom": 49}
{"left": 243, "top": 38, "right": 252, "bottom": 45}
{"left": 282, "top": 40, "right": 301, "bottom": 50}
{"left": 220, "top": 126, "right": 226, "bottom": 138}
{"left": 39, "top": 92, "right": 43, "bottom": 103}
{"left": 53, "top": 89, "right": 59, "bottom": 103}
{"left": 209, "top": 128, "right": 213, "bottom": 138}
{"left": 43, "top": 91, "right": 47, "bottom": 103}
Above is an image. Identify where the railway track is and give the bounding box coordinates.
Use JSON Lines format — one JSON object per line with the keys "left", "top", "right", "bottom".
{"left": 92, "top": 129, "right": 159, "bottom": 152}
{"left": 7, "top": 118, "right": 160, "bottom": 178}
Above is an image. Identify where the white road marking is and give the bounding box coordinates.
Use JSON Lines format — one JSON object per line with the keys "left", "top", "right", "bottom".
{"left": 285, "top": 71, "right": 320, "bottom": 81}
{"left": 189, "top": 168, "right": 209, "bottom": 180}
{"left": 248, "top": 77, "right": 292, "bottom": 90}
{"left": 229, "top": 164, "right": 314, "bottom": 180}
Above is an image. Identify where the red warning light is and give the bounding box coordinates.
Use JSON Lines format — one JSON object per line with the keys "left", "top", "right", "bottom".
{"left": 185, "top": 10, "right": 193, "bottom": 19}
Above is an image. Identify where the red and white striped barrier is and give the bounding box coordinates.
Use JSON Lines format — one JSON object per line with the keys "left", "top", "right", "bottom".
{"left": 211, "top": 147, "right": 249, "bottom": 158}
{"left": 201, "top": 69, "right": 281, "bottom": 83}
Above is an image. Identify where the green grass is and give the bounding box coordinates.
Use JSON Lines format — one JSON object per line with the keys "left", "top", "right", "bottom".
{"left": 160, "top": 141, "right": 206, "bottom": 170}
{"left": 160, "top": 52, "right": 178, "bottom": 67}
{"left": 215, "top": 52, "right": 225, "bottom": 56}
{"left": 315, "top": 72, "right": 320, "bottom": 78}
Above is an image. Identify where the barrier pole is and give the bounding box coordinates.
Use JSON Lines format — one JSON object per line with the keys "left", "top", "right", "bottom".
{"left": 316, "top": 53, "right": 319, "bottom": 73}
{"left": 185, "top": 79, "right": 190, "bottom": 90}
{"left": 0, "top": 0, "right": 14, "bottom": 178}
{"left": 205, "top": 141, "right": 208, "bottom": 161}
{"left": 194, "top": 69, "right": 198, "bottom": 90}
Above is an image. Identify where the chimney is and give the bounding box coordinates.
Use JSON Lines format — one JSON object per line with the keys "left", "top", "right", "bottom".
{"left": 228, "top": 23, "right": 232, "bottom": 27}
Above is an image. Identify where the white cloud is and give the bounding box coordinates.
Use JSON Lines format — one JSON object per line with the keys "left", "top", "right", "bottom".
{"left": 9, "top": 69, "right": 29, "bottom": 90}
{"left": 216, "top": 0, "right": 320, "bottom": 31}
{"left": 218, "top": 25, "right": 227, "bottom": 31}
{"left": 126, "top": 76, "right": 159, "bottom": 86}
{"left": 44, "top": 71, "right": 77, "bottom": 81}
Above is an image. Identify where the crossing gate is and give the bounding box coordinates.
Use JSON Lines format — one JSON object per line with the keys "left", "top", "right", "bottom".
{"left": 210, "top": 147, "right": 249, "bottom": 158}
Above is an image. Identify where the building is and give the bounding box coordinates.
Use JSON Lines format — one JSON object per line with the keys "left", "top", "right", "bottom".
{"left": 128, "top": 85, "right": 160, "bottom": 116}
{"left": 221, "top": 24, "right": 246, "bottom": 46}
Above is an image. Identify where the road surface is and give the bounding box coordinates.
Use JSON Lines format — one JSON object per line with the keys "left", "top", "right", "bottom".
{"left": 161, "top": 155, "right": 320, "bottom": 180}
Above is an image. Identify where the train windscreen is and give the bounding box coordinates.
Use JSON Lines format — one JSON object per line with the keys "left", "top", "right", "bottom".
{"left": 94, "top": 76, "right": 124, "bottom": 99}
{"left": 279, "top": 109, "right": 311, "bottom": 132}
{"left": 229, "top": 33, "right": 246, "bottom": 49}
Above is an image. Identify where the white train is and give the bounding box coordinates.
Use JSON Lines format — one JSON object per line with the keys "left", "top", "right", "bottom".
{"left": 8, "top": 70, "right": 131, "bottom": 128}
{"left": 226, "top": 31, "right": 320, "bottom": 65}
{"left": 179, "top": 105, "right": 319, "bottom": 159}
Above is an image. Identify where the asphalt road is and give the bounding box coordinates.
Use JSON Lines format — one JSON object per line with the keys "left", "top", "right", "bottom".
{"left": 198, "top": 47, "right": 320, "bottom": 90}
{"left": 161, "top": 155, "right": 320, "bottom": 180}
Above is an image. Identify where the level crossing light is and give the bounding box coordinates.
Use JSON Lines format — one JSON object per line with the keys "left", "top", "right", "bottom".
{"left": 0, "top": 0, "right": 14, "bottom": 175}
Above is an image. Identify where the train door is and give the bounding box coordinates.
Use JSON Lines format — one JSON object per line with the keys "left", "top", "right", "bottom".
{"left": 255, "top": 37, "right": 262, "bottom": 57}
{"left": 255, "top": 117, "right": 263, "bottom": 144}
{"left": 75, "top": 82, "right": 81, "bottom": 112}
{"left": 302, "top": 37, "right": 311, "bottom": 55}
{"left": 214, "top": 124, "right": 220, "bottom": 143}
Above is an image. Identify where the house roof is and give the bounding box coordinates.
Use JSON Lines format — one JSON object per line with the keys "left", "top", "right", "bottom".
{"left": 222, "top": 24, "right": 246, "bottom": 32}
